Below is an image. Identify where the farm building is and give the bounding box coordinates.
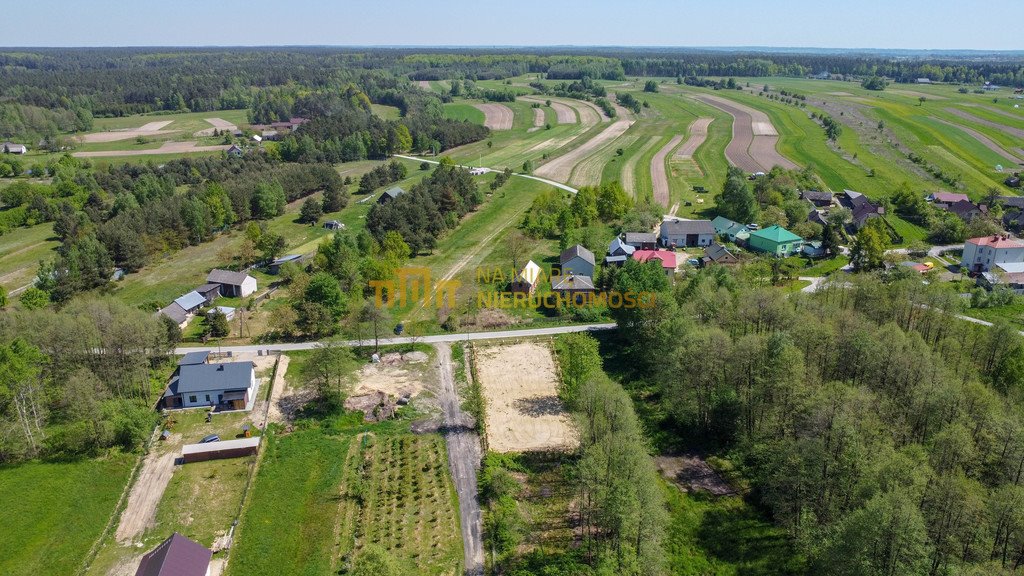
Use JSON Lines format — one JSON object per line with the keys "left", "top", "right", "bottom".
{"left": 177, "top": 351, "right": 209, "bottom": 366}
{"left": 608, "top": 237, "right": 636, "bottom": 257}
{"left": 660, "top": 218, "right": 715, "bottom": 248}
{"left": 377, "top": 187, "right": 405, "bottom": 204}
{"left": 206, "top": 269, "right": 257, "bottom": 298}
{"left": 808, "top": 210, "right": 828, "bottom": 227}
{"left": 711, "top": 216, "right": 751, "bottom": 243}
{"left": 182, "top": 437, "right": 261, "bottom": 464}
{"left": 208, "top": 306, "right": 236, "bottom": 322}
{"left": 623, "top": 232, "right": 657, "bottom": 250}
{"left": 157, "top": 303, "right": 190, "bottom": 328}
{"left": 962, "top": 235, "right": 1024, "bottom": 273}
{"left": 134, "top": 532, "right": 211, "bottom": 576}
{"left": 944, "top": 200, "right": 988, "bottom": 222}
{"left": 2, "top": 142, "right": 27, "bottom": 154}
{"left": 840, "top": 189, "right": 885, "bottom": 229}
{"left": 552, "top": 273, "right": 595, "bottom": 303}
{"left": 631, "top": 250, "right": 677, "bottom": 276}
{"left": 157, "top": 291, "right": 208, "bottom": 328}
{"left": 268, "top": 254, "right": 305, "bottom": 274}
{"left": 702, "top": 243, "right": 738, "bottom": 266}
{"left": 510, "top": 260, "right": 543, "bottom": 295}
{"left": 800, "top": 190, "right": 833, "bottom": 207}
{"left": 560, "top": 245, "right": 596, "bottom": 278}
{"left": 323, "top": 219, "right": 344, "bottom": 230}
{"left": 194, "top": 283, "right": 221, "bottom": 304}
{"left": 163, "top": 361, "right": 256, "bottom": 411}
{"left": 748, "top": 225, "right": 803, "bottom": 257}
{"left": 226, "top": 144, "right": 243, "bottom": 157}
{"left": 929, "top": 192, "right": 970, "bottom": 204}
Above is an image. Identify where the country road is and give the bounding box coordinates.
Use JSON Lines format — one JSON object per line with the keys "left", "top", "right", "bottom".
{"left": 435, "top": 343, "right": 484, "bottom": 575}
{"left": 175, "top": 323, "right": 616, "bottom": 354}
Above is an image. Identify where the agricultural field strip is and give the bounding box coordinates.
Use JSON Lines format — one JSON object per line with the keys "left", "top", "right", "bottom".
{"left": 529, "top": 107, "right": 545, "bottom": 132}
{"left": 471, "top": 103, "right": 514, "bottom": 130}
{"left": 692, "top": 93, "right": 798, "bottom": 172}
{"left": 72, "top": 141, "right": 231, "bottom": 158}
{"left": 945, "top": 107, "right": 1024, "bottom": 139}
{"left": 673, "top": 117, "right": 713, "bottom": 158}
{"left": 534, "top": 115, "right": 635, "bottom": 182}
{"left": 79, "top": 121, "right": 179, "bottom": 143}
{"left": 650, "top": 134, "right": 684, "bottom": 207}
{"left": 569, "top": 133, "right": 640, "bottom": 187}
{"left": 930, "top": 117, "right": 1024, "bottom": 164}
{"left": 520, "top": 96, "right": 577, "bottom": 124}
{"left": 621, "top": 136, "right": 660, "bottom": 196}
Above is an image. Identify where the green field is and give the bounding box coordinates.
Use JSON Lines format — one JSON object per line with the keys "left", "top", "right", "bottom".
{"left": 443, "top": 103, "right": 486, "bottom": 125}
{"left": 0, "top": 455, "right": 136, "bottom": 576}
{"left": 0, "top": 221, "right": 58, "bottom": 293}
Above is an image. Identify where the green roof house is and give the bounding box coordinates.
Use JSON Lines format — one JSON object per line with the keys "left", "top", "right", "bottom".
{"left": 748, "top": 225, "right": 803, "bottom": 257}
{"left": 712, "top": 216, "right": 751, "bottom": 243}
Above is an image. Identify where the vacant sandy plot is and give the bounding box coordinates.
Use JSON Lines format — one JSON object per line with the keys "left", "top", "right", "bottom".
{"left": 529, "top": 107, "right": 545, "bottom": 132}
{"left": 115, "top": 451, "right": 175, "bottom": 543}
{"left": 80, "top": 121, "right": 178, "bottom": 143}
{"left": 945, "top": 108, "right": 1024, "bottom": 139}
{"left": 350, "top": 351, "right": 429, "bottom": 399}
{"left": 622, "top": 136, "right": 660, "bottom": 196}
{"left": 194, "top": 117, "right": 238, "bottom": 137}
{"left": 674, "top": 117, "right": 713, "bottom": 159}
{"left": 694, "top": 94, "right": 797, "bottom": 172}
{"left": 473, "top": 103, "right": 514, "bottom": 130}
{"left": 73, "top": 141, "right": 231, "bottom": 158}
{"left": 891, "top": 90, "right": 947, "bottom": 101}
{"left": 416, "top": 80, "right": 432, "bottom": 90}
{"left": 535, "top": 117, "right": 634, "bottom": 182}
{"left": 521, "top": 97, "right": 577, "bottom": 124}
{"left": 651, "top": 135, "right": 683, "bottom": 207}
{"left": 476, "top": 342, "right": 576, "bottom": 453}
{"left": 933, "top": 118, "right": 1024, "bottom": 164}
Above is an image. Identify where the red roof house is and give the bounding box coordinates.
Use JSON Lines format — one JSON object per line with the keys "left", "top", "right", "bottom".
{"left": 631, "top": 250, "right": 678, "bottom": 275}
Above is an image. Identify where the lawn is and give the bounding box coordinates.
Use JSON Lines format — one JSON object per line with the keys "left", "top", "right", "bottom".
{"left": 443, "top": 103, "right": 486, "bottom": 125}
{"left": 0, "top": 454, "right": 136, "bottom": 576}
{"left": 0, "top": 221, "right": 58, "bottom": 293}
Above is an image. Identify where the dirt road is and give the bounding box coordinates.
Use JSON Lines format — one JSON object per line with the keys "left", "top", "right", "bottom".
{"left": 650, "top": 135, "right": 683, "bottom": 207}
{"left": 260, "top": 354, "right": 290, "bottom": 426}
{"left": 694, "top": 94, "right": 797, "bottom": 172}
{"left": 435, "top": 343, "right": 484, "bottom": 576}
{"left": 472, "top": 103, "right": 514, "bottom": 130}
{"left": 115, "top": 451, "right": 176, "bottom": 542}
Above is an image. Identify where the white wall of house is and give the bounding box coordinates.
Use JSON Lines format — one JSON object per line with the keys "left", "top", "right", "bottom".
{"left": 240, "top": 275, "right": 257, "bottom": 297}
{"left": 963, "top": 243, "right": 1024, "bottom": 272}
{"left": 660, "top": 232, "right": 714, "bottom": 247}
{"left": 560, "top": 256, "right": 594, "bottom": 278}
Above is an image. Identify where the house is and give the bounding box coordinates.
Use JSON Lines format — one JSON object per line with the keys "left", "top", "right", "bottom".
{"left": 552, "top": 273, "right": 595, "bottom": 303}
{"left": 851, "top": 202, "right": 885, "bottom": 229}
{"left": 209, "top": 306, "right": 236, "bottom": 322}
{"left": 944, "top": 200, "right": 988, "bottom": 222}
{"left": 560, "top": 245, "right": 596, "bottom": 278}
{"left": 839, "top": 189, "right": 869, "bottom": 210}
{"left": 929, "top": 191, "right": 970, "bottom": 204}
{"left": 182, "top": 437, "right": 261, "bottom": 464}
{"left": 268, "top": 254, "right": 304, "bottom": 274}
{"left": 134, "top": 532, "right": 211, "bottom": 576}
{"left": 608, "top": 237, "right": 636, "bottom": 257}
{"left": 323, "top": 220, "right": 344, "bottom": 230}
{"left": 177, "top": 351, "right": 209, "bottom": 367}
{"left": 163, "top": 361, "right": 256, "bottom": 411}
{"left": 748, "top": 225, "right": 804, "bottom": 257}
{"left": 206, "top": 269, "right": 257, "bottom": 298}
{"left": 981, "top": 262, "right": 1024, "bottom": 293}
{"left": 623, "top": 232, "right": 657, "bottom": 250}
{"left": 701, "top": 243, "right": 738, "bottom": 266}
{"left": 631, "top": 249, "right": 678, "bottom": 276}
{"left": 711, "top": 216, "right": 751, "bottom": 243}
{"left": 660, "top": 218, "right": 715, "bottom": 248}
{"left": 226, "top": 144, "right": 243, "bottom": 157}
{"left": 962, "top": 235, "right": 1024, "bottom": 273}
{"left": 156, "top": 291, "right": 206, "bottom": 327}
{"left": 510, "top": 260, "right": 543, "bottom": 295}
{"left": 377, "top": 187, "right": 405, "bottom": 204}
{"left": 801, "top": 190, "right": 833, "bottom": 207}
{"left": 2, "top": 142, "right": 27, "bottom": 154}
{"left": 194, "top": 283, "right": 221, "bottom": 305}
{"left": 808, "top": 209, "right": 829, "bottom": 227}
{"left": 157, "top": 303, "right": 190, "bottom": 328}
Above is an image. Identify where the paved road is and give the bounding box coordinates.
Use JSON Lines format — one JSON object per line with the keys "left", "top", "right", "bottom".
{"left": 393, "top": 154, "right": 578, "bottom": 194}
{"left": 175, "top": 323, "right": 616, "bottom": 354}
{"left": 435, "top": 343, "right": 484, "bottom": 575}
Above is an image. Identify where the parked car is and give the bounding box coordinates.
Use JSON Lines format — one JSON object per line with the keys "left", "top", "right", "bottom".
{"left": 199, "top": 434, "right": 220, "bottom": 444}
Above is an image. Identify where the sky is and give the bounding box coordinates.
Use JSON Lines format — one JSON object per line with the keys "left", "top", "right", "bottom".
{"left": 4, "top": 0, "right": 1020, "bottom": 51}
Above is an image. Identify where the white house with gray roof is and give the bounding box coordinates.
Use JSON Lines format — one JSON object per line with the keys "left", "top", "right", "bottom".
{"left": 163, "top": 361, "right": 256, "bottom": 411}
{"left": 559, "top": 244, "right": 595, "bottom": 278}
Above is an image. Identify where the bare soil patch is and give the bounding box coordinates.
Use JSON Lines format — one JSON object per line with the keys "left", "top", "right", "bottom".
{"left": 695, "top": 94, "right": 797, "bottom": 172}
{"left": 194, "top": 117, "right": 238, "bottom": 137}
{"left": 656, "top": 454, "right": 735, "bottom": 496}
{"left": 534, "top": 117, "right": 634, "bottom": 182}
{"left": 73, "top": 141, "right": 231, "bottom": 158}
{"left": 891, "top": 89, "right": 947, "bottom": 100}
{"left": 651, "top": 135, "right": 683, "bottom": 207}
{"left": 826, "top": 91, "right": 855, "bottom": 96}
{"left": 475, "top": 342, "right": 576, "bottom": 453}
{"left": 416, "top": 80, "right": 432, "bottom": 91}
{"left": 932, "top": 118, "right": 1024, "bottom": 164}
{"left": 472, "top": 103, "right": 514, "bottom": 130}
{"left": 80, "top": 121, "right": 178, "bottom": 143}
{"left": 945, "top": 108, "right": 1024, "bottom": 139}
{"left": 622, "top": 136, "right": 659, "bottom": 196}
{"left": 521, "top": 97, "right": 577, "bottom": 124}
{"left": 565, "top": 98, "right": 602, "bottom": 126}
{"left": 529, "top": 107, "right": 545, "bottom": 132}
{"left": 674, "top": 117, "right": 713, "bottom": 158}
{"left": 115, "top": 451, "right": 176, "bottom": 543}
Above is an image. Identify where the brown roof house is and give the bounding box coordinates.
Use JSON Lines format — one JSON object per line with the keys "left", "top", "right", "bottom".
{"left": 701, "top": 243, "right": 739, "bottom": 266}
{"left": 134, "top": 532, "right": 211, "bottom": 576}
{"left": 510, "top": 260, "right": 543, "bottom": 295}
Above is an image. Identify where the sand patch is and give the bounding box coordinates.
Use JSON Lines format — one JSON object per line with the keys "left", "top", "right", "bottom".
{"left": 72, "top": 141, "right": 231, "bottom": 158}
{"left": 476, "top": 342, "right": 576, "bottom": 453}
{"left": 656, "top": 454, "right": 736, "bottom": 496}
{"left": 194, "top": 117, "right": 238, "bottom": 137}
{"left": 349, "top": 352, "right": 428, "bottom": 399}
{"left": 80, "top": 120, "right": 178, "bottom": 143}
{"left": 751, "top": 121, "right": 778, "bottom": 136}
{"left": 472, "top": 103, "right": 514, "bottom": 130}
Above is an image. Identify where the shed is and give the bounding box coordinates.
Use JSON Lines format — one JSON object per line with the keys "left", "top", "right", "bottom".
{"left": 552, "top": 273, "right": 595, "bottom": 303}
{"left": 377, "top": 187, "right": 405, "bottom": 204}
{"left": 157, "top": 303, "right": 189, "bottom": 328}
{"left": 660, "top": 218, "right": 715, "bottom": 248}
{"left": 177, "top": 351, "right": 210, "bottom": 367}
{"left": 134, "top": 532, "right": 211, "bottom": 576}
{"left": 623, "top": 232, "right": 657, "bottom": 250}
{"left": 206, "top": 269, "right": 257, "bottom": 298}
{"left": 268, "top": 254, "right": 304, "bottom": 274}
{"left": 608, "top": 237, "right": 636, "bottom": 257}
{"left": 323, "top": 220, "right": 344, "bottom": 230}
{"left": 702, "top": 243, "right": 738, "bottom": 266}
{"left": 209, "top": 306, "right": 236, "bottom": 322}
{"left": 174, "top": 291, "right": 206, "bottom": 314}
{"left": 2, "top": 142, "right": 27, "bottom": 154}
{"left": 194, "top": 283, "right": 221, "bottom": 304}
{"left": 181, "top": 436, "right": 261, "bottom": 464}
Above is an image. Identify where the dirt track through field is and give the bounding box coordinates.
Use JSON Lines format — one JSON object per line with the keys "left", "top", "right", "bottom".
{"left": 535, "top": 116, "right": 634, "bottom": 182}
{"left": 73, "top": 141, "right": 231, "bottom": 158}
{"left": 80, "top": 121, "right": 178, "bottom": 143}
{"left": 521, "top": 97, "right": 577, "bottom": 124}
{"left": 115, "top": 451, "right": 175, "bottom": 542}
{"left": 529, "top": 107, "right": 545, "bottom": 132}
{"left": 945, "top": 108, "right": 1024, "bottom": 139}
{"left": 933, "top": 118, "right": 1024, "bottom": 164}
{"left": 472, "top": 103, "right": 514, "bottom": 130}
{"left": 622, "top": 136, "right": 660, "bottom": 196}
{"left": 475, "top": 342, "right": 576, "bottom": 453}
{"left": 674, "top": 117, "right": 713, "bottom": 159}
{"left": 194, "top": 117, "right": 238, "bottom": 137}
{"left": 694, "top": 94, "right": 797, "bottom": 172}
{"left": 651, "top": 135, "right": 683, "bottom": 207}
